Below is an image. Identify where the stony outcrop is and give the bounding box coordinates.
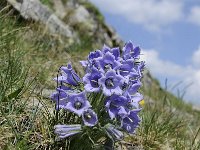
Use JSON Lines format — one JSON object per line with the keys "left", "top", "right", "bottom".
{"left": 6, "top": 0, "right": 122, "bottom": 47}
{"left": 7, "top": 0, "right": 74, "bottom": 39}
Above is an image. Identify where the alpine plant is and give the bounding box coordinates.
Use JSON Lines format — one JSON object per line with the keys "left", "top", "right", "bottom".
{"left": 51, "top": 41, "right": 145, "bottom": 148}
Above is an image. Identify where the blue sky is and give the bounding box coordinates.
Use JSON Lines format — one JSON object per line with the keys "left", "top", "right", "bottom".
{"left": 89, "top": 0, "right": 200, "bottom": 104}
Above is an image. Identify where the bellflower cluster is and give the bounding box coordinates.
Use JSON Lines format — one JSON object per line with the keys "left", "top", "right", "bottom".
{"left": 51, "top": 41, "right": 145, "bottom": 147}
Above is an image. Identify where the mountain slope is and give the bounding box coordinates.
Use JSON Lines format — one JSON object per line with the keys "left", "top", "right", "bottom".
{"left": 0, "top": 0, "right": 200, "bottom": 149}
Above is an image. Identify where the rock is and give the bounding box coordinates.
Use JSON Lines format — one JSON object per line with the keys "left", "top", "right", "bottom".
{"left": 52, "top": 0, "right": 66, "bottom": 19}
{"left": 69, "top": 6, "right": 90, "bottom": 24}
{"left": 7, "top": 0, "right": 74, "bottom": 39}
{"left": 68, "top": 5, "right": 97, "bottom": 35}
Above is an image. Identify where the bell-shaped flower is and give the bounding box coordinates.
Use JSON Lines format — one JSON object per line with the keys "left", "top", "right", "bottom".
{"left": 82, "top": 108, "right": 98, "bottom": 126}
{"left": 125, "top": 92, "right": 143, "bottom": 110}
{"left": 50, "top": 90, "right": 69, "bottom": 110}
{"left": 134, "top": 61, "right": 145, "bottom": 79}
{"left": 122, "top": 41, "right": 141, "bottom": 60}
{"left": 97, "top": 52, "right": 121, "bottom": 72}
{"left": 83, "top": 50, "right": 103, "bottom": 70}
{"left": 66, "top": 92, "right": 91, "bottom": 116}
{"left": 117, "top": 59, "right": 138, "bottom": 77}
{"left": 83, "top": 67, "right": 103, "bottom": 92}
{"left": 121, "top": 110, "right": 141, "bottom": 134}
{"left": 54, "top": 124, "right": 82, "bottom": 139}
{"left": 99, "top": 70, "right": 124, "bottom": 96}
{"left": 104, "top": 124, "right": 124, "bottom": 141}
{"left": 101, "top": 45, "right": 121, "bottom": 60}
{"left": 56, "top": 63, "right": 81, "bottom": 86}
{"left": 88, "top": 50, "right": 102, "bottom": 60}
{"left": 105, "top": 94, "right": 129, "bottom": 119}
{"left": 127, "top": 80, "right": 142, "bottom": 95}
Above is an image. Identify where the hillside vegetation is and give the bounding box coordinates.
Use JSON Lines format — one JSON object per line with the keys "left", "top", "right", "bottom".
{"left": 0, "top": 0, "right": 200, "bottom": 149}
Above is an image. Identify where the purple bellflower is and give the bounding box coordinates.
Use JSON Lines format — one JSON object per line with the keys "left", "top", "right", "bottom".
{"left": 97, "top": 52, "right": 121, "bottom": 72}
{"left": 123, "top": 92, "right": 143, "bottom": 110}
{"left": 134, "top": 61, "right": 145, "bottom": 79}
{"left": 123, "top": 41, "right": 141, "bottom": 60}
{"left": 99, "top": 70, "right": 124, "bottom": 96}
{"left": 52, "top": 41, "right": 145, "bottom": 144}
{"left": 101, "top": 45, "right": 121, "bottom": 61}
{"left": 105, "top": 94, "right": 129, "bottom": 119}
{"left": 130, "top": 92, "right": 144, "bottom": 109}
{"left": 83, "top": 67, "right": 103, "bottom": 92}
{"left": 82, "top": 108, "right": 98, "bottom": 126}
{"left": 56, "top": 63, "right": 81, "bottom": 86}
{"left": 50, "top": 90, "right": 68, "bottom": 110}
{"left": 80, "top": 50, "right": 103, "bottom": 70}
{"left": 121, "top": 110, "right": 141, "bottom": 134}
{"left": 117, "top": 59, "right": 137, "bottom": 77}
{"left": 66, "top": 92, "right": 91, "bottom": 116}
{"left": 127, "top": 80, "right": 142, "bottom": 95}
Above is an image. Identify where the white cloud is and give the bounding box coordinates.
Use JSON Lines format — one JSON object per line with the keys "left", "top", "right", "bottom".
{"left": 192, "top": 46, "right": 200, "bottom": 66}
{"left": 89, "top": 0, "right": 183, "bottom": 32}
{"left": 141, "top": 47, "right": 200, "bottom": 104}
{"left": 188, "top": 6, "right": 200, "bottom": 26}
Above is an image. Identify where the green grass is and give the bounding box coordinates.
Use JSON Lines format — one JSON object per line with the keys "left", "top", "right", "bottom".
{"left": 0, "top": 3, "right": 200, "bottom": 150}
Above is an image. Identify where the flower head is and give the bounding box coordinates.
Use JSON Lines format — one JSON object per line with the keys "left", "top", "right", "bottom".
{"left": 99, "top": 70, "right": 124, "bottom": 96}
{"left": 84, "top": 50, "right": 103, "bottom": 70}
{"left": 127, "top": 80, "right": 142, "bottom": 95}
{"left": 121, "top": 110, "right": 141, "bottom": 134}
{"left": 97, "top": 52, "right": 121, "bottom": 72}
{"left": 56, "top": 63, "right": 81, "bottom": 86}
{"left": 117, "top": 59, "right": 137, "bottom": 77}
{"left": 102, "top": 45, "right": 121, "bottom": 60}
{"left": 123, "top": 41, "right": 141, "bottom": 60}
{"left": 83, "top": 67, "right": 102, "bottom": 92}
{"left": 82, "top": 108, "right": 98, "bottom": 126}
{"left": 124, "top": 92, "right": 143, "bottom": 110}
{"left": 66, "top": 92, "right": 91, "bottom": 116}
{"left": 50, "top": 90, "right": 68, "bottom": 109}
{"left": 105, "top": 94, "right": 129, "bottom": 119}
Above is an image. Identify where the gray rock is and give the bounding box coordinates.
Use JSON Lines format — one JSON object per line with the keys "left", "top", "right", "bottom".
{"left": 53, "top": 0, "right": 66, "bottom": 19}
{"left": 69, "top": 6, "right": 90, "bottom": 24}
{"left": 7, "top": 0, "right": 74, "bottom": 38}
{"left": 68, "top": 5, "right": 97, "bottom": 35}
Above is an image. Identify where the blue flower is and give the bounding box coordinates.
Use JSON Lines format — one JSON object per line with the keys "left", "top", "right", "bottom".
{"left": 52, "top": 41, "right": 145, "bottom": 142}
{"left": 54, "top": 124, "right": 82, "bottom": 139}
{"left": 127, "top": 80, "right": 142, "bottom": 95}
{"left": 105, "top": 94, "right": 129, "bottom": 119}
{"left": 122, "top": 41, "right": 141, "bottom": 60}
{"left": 83, "top": 67, "right": 103, "bottom": 92}
{"left": 135, "top": 61, "right": 145, "bottom": 79}
{"left": 101, "top": 45, "right": 121, "bottom": 60}
{"left": 66, "top": 92, "right": 91, "bottom": 116}
{"left": 80, "top": 50, "right": 103, "bottom": 70}
{"left": 97, "top": 52, "right": 121, "bottom": 72}
{"left": 50, "top": 89, "right": 69, "bottom": 109}
{"left": 121, "top": 110, "right": 141, "bottom": 134}
{"left": 82, "top": 108, "right": 98, "bottom": 126}
{"left": 99, "top": 70, "right": 124, "bottom": 96}
{"left": 88, "top": 50, "right": 102, "bottom": 60}
{"left": 124, "top": 92, "right": 143, "bottom": 110}
{"left": 130, "top": 92, "right": 144, "bottom": 109}
{"left": 56, "top": 63, "right": 81, "bottom": 86}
